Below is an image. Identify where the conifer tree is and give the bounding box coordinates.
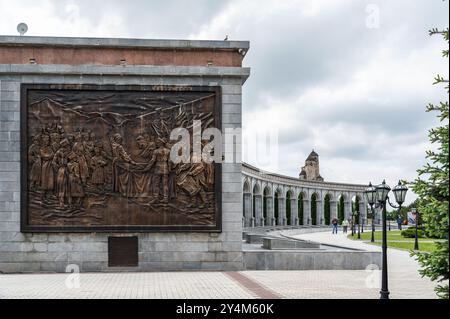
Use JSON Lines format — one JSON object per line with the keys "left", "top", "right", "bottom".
{"left": 411, "top": 26, "right": 449, "bottom": 299}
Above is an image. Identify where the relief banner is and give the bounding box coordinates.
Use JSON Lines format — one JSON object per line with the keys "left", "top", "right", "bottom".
{"left": 20, "top": 84, "right": 221, "bottom": 232}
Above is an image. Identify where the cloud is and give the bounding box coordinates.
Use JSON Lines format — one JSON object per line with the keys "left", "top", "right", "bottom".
{"left": 0, "top": 0, "right": 230, "bottom": 38}
{"left": 1, "top": 0, "right": 448, "bottom": 204}
{"left": 0, "top": 0, "right": 126, "bottom": 37}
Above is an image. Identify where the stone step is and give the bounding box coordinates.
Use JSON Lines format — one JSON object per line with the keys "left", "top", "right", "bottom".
{"left": 262, "top": 237, "right": 321, "bottom": 250}
{"left": 243, "top": 250, "right": 382, "bottom": 270}
{"left": 245, "top": 233, "right": 276, "bottom": 244}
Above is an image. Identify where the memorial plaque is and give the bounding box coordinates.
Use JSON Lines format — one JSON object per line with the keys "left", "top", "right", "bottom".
{"left": 108, "top": 236, "right": 138, "bottom": 267}
{"left": 20, "top": 84, "right": 221, "bottom": 232}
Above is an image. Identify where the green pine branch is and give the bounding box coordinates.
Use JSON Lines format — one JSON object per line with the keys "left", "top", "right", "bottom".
{"left": 410, "top": 22, "right": 449, "bottom": 299}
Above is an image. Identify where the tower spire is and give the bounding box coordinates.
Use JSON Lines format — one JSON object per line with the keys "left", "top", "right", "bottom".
{"left": 299, "top": 150, "right": 323, "bottom": 181}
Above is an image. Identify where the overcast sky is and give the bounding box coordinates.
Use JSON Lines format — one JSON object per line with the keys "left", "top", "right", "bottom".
{"left": 1, "top": 0, "right": 448, "bottom": 203}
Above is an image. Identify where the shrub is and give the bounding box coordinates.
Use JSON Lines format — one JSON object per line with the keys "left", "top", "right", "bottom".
{"left": 402, "top": 228, "right": 425, "bottom": 238}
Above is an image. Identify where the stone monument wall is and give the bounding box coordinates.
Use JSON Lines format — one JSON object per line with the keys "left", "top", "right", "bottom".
{"left": 0, "top": 36, "right": 250, "bottom": 272}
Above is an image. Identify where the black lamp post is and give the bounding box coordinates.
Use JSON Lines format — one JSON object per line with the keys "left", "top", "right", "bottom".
{"left": 373, "top": 180, "right": 408, "bottom": 300}
{"left": 412, "top": 208, "right": 420, "bottom": 250}
{"left": 364, "top": 182, "right": 377, "bottom": 243}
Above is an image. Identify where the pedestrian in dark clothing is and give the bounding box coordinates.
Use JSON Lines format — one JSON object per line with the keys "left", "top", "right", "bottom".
{"left": 331, "top": 218, "right": 339, "bottom": 234}
{"left": 397, "top": 216, "right": 403, "bottom": 230}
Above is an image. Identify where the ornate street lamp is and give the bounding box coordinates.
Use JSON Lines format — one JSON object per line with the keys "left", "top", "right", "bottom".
{"left": 375, "top": 180, "right": 408, "bottom": 300}
{"left": 376, "top": 180, "right": 391, "bottom": 202}
{"left": 392, "top": 181, "right": 408, "bottom": 205}
{"left": 364, "top": 182, "right": 377, "bottom": 243}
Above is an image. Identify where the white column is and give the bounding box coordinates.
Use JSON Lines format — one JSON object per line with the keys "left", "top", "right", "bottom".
{"left": 243, "top": 193, "right": 252, "bottom": 227}
{"left": 330, "top": 200, "right": 338, "bottom": 221}
{"left": 254, "top": 195, "right": 263, "bottom": 226}
{"left": 291, "top": 198, "right": 298, "bottom": 225}
{"left": 278, "top": 197, "right": 286, "bottom": 225}
{"left": 316, "top": 200, "right": 323, "bottom": 225}
{"left": 359, "top": 199, "right": 366, "bottom": 225}
{"left": 266, "top": 196, "right": 275, "bottom": 226}
{"left": 344, "top": 200, "right": 352, "bottom": 220}
{"left": 303, "top": 199, "right": 311, "bottom": 225}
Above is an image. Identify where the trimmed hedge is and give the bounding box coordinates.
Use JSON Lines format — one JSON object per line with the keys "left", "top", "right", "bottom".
{"left": 401, "top": 227, "right": 425, "bottom": 238}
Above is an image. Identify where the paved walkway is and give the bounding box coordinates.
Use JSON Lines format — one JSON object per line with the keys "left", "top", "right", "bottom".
{"left": 288, "top": 231, "right": 439, "bottom": 299}
{"left": 0, "top": 231, "right": 441, "bottom": 299}
{"left": 293, "top": 231, "right": 381, "bottom": 251}
{"left": 0, "top": 272, "right": 256, "bottom": 299}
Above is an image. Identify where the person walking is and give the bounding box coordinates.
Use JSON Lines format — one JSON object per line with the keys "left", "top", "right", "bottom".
{"left": 342, "top": 219, "right": 349, "bottom": 234}
{"left": 397, "top": 215, "right": 403, "bottom": 230}
{"left": 331, "top": 218, "right": 339, "bottom": 234}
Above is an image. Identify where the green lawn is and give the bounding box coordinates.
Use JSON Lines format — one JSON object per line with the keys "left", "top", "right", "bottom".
{"left": 348, "top": 230, "right": 431, "bottom": 242}
{"left": 347, "top": 230, "right": 439, "bottom": 252}
{"left": 368, "top": 241, "right": 438, "bottom": 252}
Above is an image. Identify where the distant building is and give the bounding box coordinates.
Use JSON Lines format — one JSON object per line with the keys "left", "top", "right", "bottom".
{"left": 299, "top": 150, "right": 324, "bottom": 181}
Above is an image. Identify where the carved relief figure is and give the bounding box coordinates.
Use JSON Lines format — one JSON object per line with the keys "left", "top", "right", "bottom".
{"left": 147, "top": 138, "right": 172, "bottom": 203}
{"left": 167, "top": 140, "right": 179, "bottom": 201}
{"left": 67, "top": 152, "right": 85, "bottom": 208}
{"left": 85, "top": 131, "right": 96, "bottom": 155}
{"left": 82, "top": 131, "right": 93, "bottom": 169}
{"left": 136, "top": 134, "right": 156, "bottom": 159}
{"left": 28, "top": 135, "right": 41, "bottom": 191}
{"left": 111, "top": 133, "right": 135, "bottom": 164}
{"left": 111, "top": 133, "right": 136, "bottom": 196}
{"left": 67, "top": 134, "right": 75, "bottom": 146}
{"left": 72, "top": 133, "right": 89, "bottom": 185}
{"left": 52, "top": 139, "right": 70, "bottom": 208}
{"left": 39, "top": 134, "right": 55, "bottom": 201}
{"left": 50, "top": 132, "right": 61, "bottom": 152}
{"left": 177, "top": 153, "right": 207, "bottom": 207}
{"left": 90, "top": 145, "right": 107, "bottom": 191}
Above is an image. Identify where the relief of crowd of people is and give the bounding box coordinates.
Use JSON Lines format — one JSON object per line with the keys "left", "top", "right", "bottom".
{"left": 28, "top": 122, "right": 109, "bottom": 209}
{"left": 28, "top": 121, "right": 215, "bottom": 212}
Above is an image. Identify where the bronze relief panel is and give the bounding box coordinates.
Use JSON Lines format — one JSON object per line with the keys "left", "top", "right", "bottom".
{"left": 20, "top": 84, "right": 221, "bottom": 232}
